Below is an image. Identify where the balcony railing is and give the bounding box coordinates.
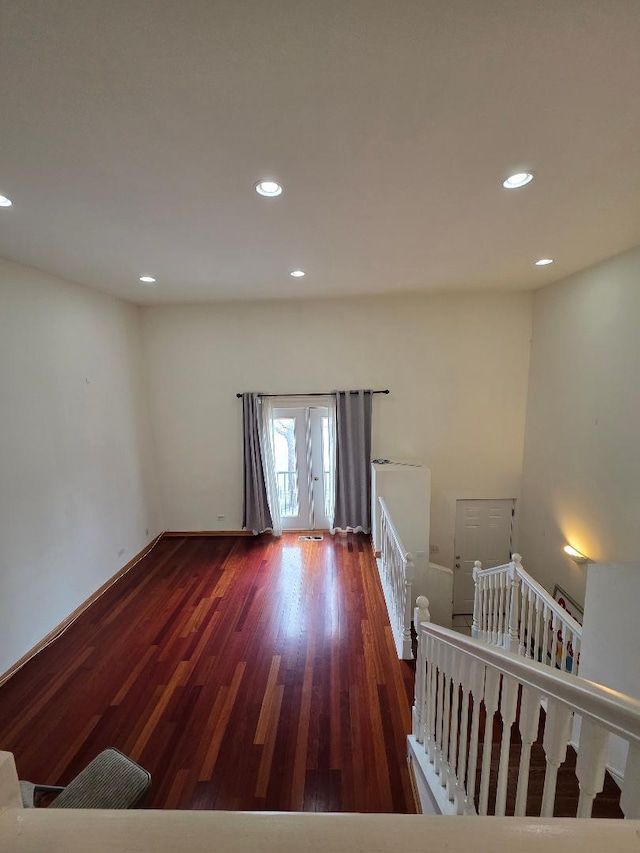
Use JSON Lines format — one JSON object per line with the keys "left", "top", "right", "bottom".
{"left": 276, "top": 470, "right": 333, "bottom": 519}
{"left": 276, "top": 470, "right": 299, "bottom": 516}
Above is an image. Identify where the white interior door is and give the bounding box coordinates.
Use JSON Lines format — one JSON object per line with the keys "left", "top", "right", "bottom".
{"left": 271, "top": 407, "right": 332, "bottom": 530}
{"left": 309, "top": 408, "right": 332, "bottom": 529}
{"left": 453, "top": 498, "right": 515, "bottom": 614}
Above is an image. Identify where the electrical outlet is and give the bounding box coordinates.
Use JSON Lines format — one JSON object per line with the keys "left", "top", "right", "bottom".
{"left": 145, "top": 528, "right": 150, "bottom": 537}
{"left": 430, "top": 544, "right": 440, "bottom": 555}
{"left": 117, "top": 548, "right": 125, "bottom": 559}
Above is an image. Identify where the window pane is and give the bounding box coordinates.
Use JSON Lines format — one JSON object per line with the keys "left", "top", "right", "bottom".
{"left": 272, "top": 418, "right": 299, "bottom": 517}
{"left": 321, "top": 416, "right": 333, "bottom": 518}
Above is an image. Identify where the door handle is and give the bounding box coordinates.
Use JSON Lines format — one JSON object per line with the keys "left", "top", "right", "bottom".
{"left": 455, "top": 563, "right": 461, "bottom": 568}
{"left": 313, "top": 476, "right": 319, "bottom": 481}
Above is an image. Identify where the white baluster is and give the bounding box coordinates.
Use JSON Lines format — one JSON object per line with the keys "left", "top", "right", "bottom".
{"left": 497, "top": 572, "right": 506, "bottom": 646}
{"left": 480, "top": 575, "right": 487, "bottom": 641}
{"left": 423, "top": 632, "right": 434, "bottom": 754}
{"left": 542, "top": 604, "right": 550, "bottom": 665}
{"left": 485, "top": 575, "right": 492, "bottom": 643}
{"left": 464, "top": 659, "right": 485, "bottom": 814}
{"left": 573, "top": 634, "right": 581, "bottom": 676}
{"left": 412, "top": 599, "right": 430, "bottom": 741}
{"left": 569, "top": 628, "right": 577, "bottom": 674}
{"left": 402, "top": 554, "right": 414, "bottom": 659}
{"left": 514, "top": 685, "right": 541, "bottom": 816}
{"left": 495, "top": 674, "right": 519, "bottom": 815}
{"left": 563, "top": 625, "right": 569, "bottom": 672}
{"left": 540, "top": 700, "right": 573, "bottom": 817}
{"left": 526, "top": 587, "right": 535, "bottom": 658}
{"left": 435, "top": 644, "right": 446, "bottom": 777}
{"left": 413, "top": 630, "right": 426, "bottom": 741}
{"left": 534, "top": 595, "right": 544, "bottom": 663}
{"left": 479, "top": 667, "right": 500, "bottom": 815}
{"left": 575, "top": 718, "right": 610, "bottom": 818}
{"left": 427, "top": 633, "right": 438, "bottom": 763}
{"left": 492, "top": 574, "right": 499, "bottom": 644}
{"left": 550, "top": 613, "right": 559, "bottom": 670}
{"left": 493, "top": 573, "right": 500, "bottom": 644}
{"left": 483, "top": 576, "right": 490, "bottom": 643}
{"left": 485, "top": 575, "right": 491, "bottom": 642}
{"left": 447, "top": 649, "right": 462, "bottom": 802}
{"left": 455, "top": 655, "right": 472, "bottom": 814}
{"left": 440, "top": 646, "right": 453, "bottom": 790}
{"left": 518, "top": 582, "right": 527, "bottom": 655}
{"left": 471, "top": 561, "right": 482, "bottom": 639}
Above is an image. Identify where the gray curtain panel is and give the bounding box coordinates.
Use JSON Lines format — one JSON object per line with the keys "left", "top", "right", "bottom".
{"left": 333, "top": 390, "right": 373, "bottom": 533}
{"left": 242, "top": 392, "right": 273, "bottom": 534}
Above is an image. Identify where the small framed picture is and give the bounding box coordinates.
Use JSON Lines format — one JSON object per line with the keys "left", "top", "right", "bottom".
{"left": 553, "top": 584, "right": 584, "bottom": 626}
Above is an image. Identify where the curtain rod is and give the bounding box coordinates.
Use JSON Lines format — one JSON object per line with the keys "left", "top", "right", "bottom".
{"left": 236, "top": 389, "right": 389, "bottom": 399}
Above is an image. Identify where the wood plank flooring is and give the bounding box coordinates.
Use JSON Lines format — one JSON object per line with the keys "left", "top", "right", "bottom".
{"left": 0, "top": 534, "right": 416, "bottom": 812}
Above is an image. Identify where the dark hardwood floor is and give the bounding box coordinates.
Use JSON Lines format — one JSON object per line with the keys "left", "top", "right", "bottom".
{"left": 0, "top": 533, "right": 416, "bottom": 812}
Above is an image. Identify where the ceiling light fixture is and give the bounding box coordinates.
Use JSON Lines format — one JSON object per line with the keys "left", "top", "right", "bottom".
{"left": 0, "top": 194, "right": 13, "bottom": 207}
{"left": 255, "top": 180, "right": 283, "bottom": 197}
{"left": 502, "top": 172, "right": 533, "bottom": 189}
{"left": 139, "top": 275, "right": 156, "bottom": 283}
{"left": 535, "top": 258, "right": 554, "bottom": 266}
{"left": 290, "top": 270, "right": 305, "bottom": 278}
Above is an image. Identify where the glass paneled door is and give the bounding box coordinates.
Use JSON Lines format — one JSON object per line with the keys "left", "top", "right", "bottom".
{"left": 271, "top": 406, "right": 333, "bottom": 530}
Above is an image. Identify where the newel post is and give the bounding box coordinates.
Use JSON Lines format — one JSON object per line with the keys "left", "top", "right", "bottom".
{"left": 415, "top": 595, "right": 431, "bottom": 626}
{"left": 412, "top": 596, "right": 430, "bottom": 740}
{"left": 506, "top": 553, "right": 522, "bottom": 653}
{"left": 471, "top": 561, "right": 482, "bottom": 639}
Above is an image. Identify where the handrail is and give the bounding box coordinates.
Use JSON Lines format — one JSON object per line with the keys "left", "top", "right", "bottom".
{"left": 377, "top": 498, "right": 414, "bottom": 660}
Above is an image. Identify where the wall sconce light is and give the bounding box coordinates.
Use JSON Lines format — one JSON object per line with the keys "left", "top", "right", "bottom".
{"left": 563, "top": 545, "right": 588, "bottom": 563}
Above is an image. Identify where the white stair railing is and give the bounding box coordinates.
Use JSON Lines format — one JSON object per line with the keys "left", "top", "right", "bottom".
{"left": 472, "top": 553, "right": 582, "bottom": 675}
{"left": 409, "top": 609, "right": 640, "bottom": 818}
{"left": 377, "top": 497, "right": 414, "bottom": 659}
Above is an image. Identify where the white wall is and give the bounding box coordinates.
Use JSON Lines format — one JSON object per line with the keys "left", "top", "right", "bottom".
{"left": 518, "top": 246, "right": 640, "bottom": 605}
{"left": 0, "top": 259, "right": 162, "bottom": 675}
{"left": 141, "top": 291, "right": 532, "bottom": 570}
{"left": 578, "top": 562, "right": 640, "bottom": 782}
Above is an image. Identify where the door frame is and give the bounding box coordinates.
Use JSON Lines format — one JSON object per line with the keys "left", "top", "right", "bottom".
{"left": 271, "top": 405, "right": 331, "bottom": 531}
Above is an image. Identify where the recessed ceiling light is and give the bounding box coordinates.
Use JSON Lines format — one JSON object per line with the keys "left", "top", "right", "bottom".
{"left": 534, "top": 258, "right": 554, "bottom": 266}
{"left": 255, "top": 180, "right": 283, "bottom": 197}
{"left": 0, "top": 194, "right": 13, "bottom": 207}
{"left": 290, "top": 270, "right": 305, "bottom": 278}
{"left": 139, "top": 275, "right": 156, "bottom": 283}
{"left": 502, "top": 172, "right": 533, "bottom": 189}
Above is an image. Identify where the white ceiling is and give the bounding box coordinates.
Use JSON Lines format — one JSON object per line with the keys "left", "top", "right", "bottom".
{"left": 1, "top": 1, "right": 639, "bottom": 304}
